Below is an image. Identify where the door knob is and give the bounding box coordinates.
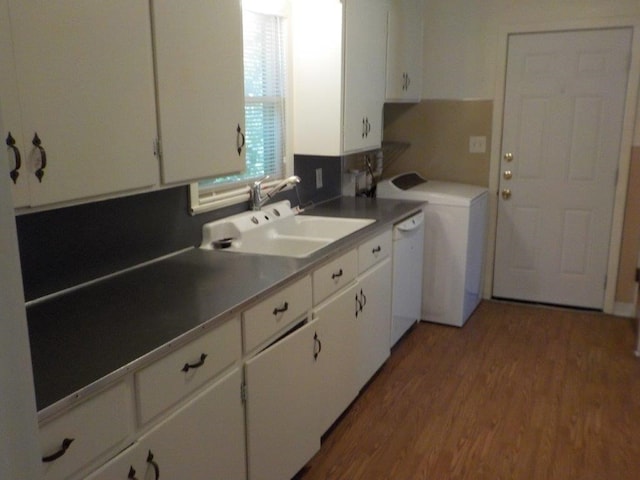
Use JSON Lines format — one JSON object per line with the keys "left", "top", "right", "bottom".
{"left": 501, "top": 188, "right": 511, "bottom": 200}
{"left": 504, "top": 152, "right": 513, "bottom": 162}
{"left": 503, "top": 170, "right": 512, "bottom": 180}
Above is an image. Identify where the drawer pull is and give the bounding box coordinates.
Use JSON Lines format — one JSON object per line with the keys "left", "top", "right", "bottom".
{"left": 313, "top": 332, "right": 322, "bottom": 360}
{"left": 128, "top": 466, "right": 139, "bottom": 479}
{"left": 42, "top": 437, "right": 74, "bottom": 463}
{"left": 272, "top": 301, "right": 289, "bottom": 315}
{"left": 181, "top": 353, "right": 208, "bottom": 372}
{"left": 6, "top": 132, "right": 21, "bottom": 184}
{"left": 147, "top": 450, "right": 160, "bottom": 479}
{"left": 331, "top": 269, "right": 343, "bottom": 280}
{"left": 32, "top": 133, "right": 47, "bottom": 183}
{"left": 372, "top": 245, "right": 381, "bottom": 254}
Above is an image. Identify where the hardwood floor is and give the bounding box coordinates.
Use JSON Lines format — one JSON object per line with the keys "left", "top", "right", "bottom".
{"left": 297, "top": 300, "right": 640, "bottom": 480}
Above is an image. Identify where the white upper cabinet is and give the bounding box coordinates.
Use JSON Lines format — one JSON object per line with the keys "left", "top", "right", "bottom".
{"left": 292, "top": 0, "right": 388, "bottom": 156}
{"left": 385, "top": 0, "right": 424, "bottom": 102}
{"left": 1, "top": 0, "right": 158, "bottom": 208}
{"left": 152, "top": 0, "right": 246, "bottom": 185}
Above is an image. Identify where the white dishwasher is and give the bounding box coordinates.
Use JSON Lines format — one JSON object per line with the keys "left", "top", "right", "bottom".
{"left": 391, "top": 210, "right": 425, "bottom": 346}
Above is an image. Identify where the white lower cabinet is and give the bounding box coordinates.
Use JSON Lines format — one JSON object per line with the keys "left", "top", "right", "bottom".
{"left": 60, "top": 227, "right": 396, "bottom": 480}
{"left": 313, "top": 282, "right": 359, "bottom": 435}
{"left": 39, "top": 382, "right": 134, "bottom": 480}
{"left": 244, "top": 320, "right": 320, "bottom": 480}
{"left": 87, "top": 367, "right": 246, "bottom": 480}
{"left": 356, "top": 258, "right": 393, "bottom": 390}
{"left": 244, "top": 231, "right": 394, "bottom": 479}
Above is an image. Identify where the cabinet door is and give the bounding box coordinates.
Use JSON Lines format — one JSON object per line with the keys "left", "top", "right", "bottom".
{"left": 87, "top": 368, "right": 246, "bottom": 480}
{"left": 385, "top": 0, "right": 424, "bottom": 102}
{"left": 291, "top": 0, "right": 343, "bottom": 156}
{"left": 153, "top": 0, "right": 245, "bottom": 184}
{"left": 314, "top": 283, "right": 359, "bottom": 435}
{"left": 4, "top": 0, "right": 158, "bottom": 207}
{"left": 0, "top": 0, "right": 28, "bottom": 207}
{"left": 357, "top": 258, "right": 392, "bottom": 389}
{"left": 245, "top": 320, "right": 319, "bottom": 480}
{"left": 343, "top": 0, "right": 388, "bottom": 152}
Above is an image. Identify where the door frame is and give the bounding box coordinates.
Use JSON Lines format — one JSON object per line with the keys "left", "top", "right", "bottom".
{"left": 484, "top": 17, "right": 640, "bottom": 314}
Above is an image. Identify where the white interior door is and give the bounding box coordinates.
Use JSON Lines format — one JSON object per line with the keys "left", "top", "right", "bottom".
{"left": 493, "top": 28, "right": 631, "bottom": 309}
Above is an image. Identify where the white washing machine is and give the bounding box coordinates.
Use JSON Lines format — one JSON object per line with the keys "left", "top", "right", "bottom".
{"left": 377, "top": 172, "right": 488, "bottom": 327}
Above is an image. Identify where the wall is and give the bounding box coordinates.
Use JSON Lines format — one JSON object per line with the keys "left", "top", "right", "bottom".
{"left": 422, "top": 0, "right": 640, "bottom": 100}
{"left": 616, "top": 147, "right": 640, "bottom": 305}
{"left": 382, "top": 100, "right": 492, "bottom": 186}
{"left": 17, "top": 156, "right": 341, "bottom": 302}
{"left": 417, "top": 0, "right": 640, "bottom": 311}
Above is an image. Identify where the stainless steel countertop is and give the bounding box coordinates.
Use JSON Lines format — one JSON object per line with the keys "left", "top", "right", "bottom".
{"left": 27, "top": 196, "right": 423, "bottom": 418}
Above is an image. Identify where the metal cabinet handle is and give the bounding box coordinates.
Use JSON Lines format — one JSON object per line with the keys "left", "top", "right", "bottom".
{"left": 146, "top": 450, "right": 160, "bottom": 480}
{"left": 181, "top": 353, "right": 207, "bottom": 372}
{"left": 313, "top": 332, "right": 322, "bottom": 360}
{"left": 331, "top": 269, "right": 343, "bottom": 280}
{"left": 236, "top": 124, "right": 245, "bottom": 156}
{"left": 32, "top": 133, "right": 47, "bottom": 182}
{"left": 372, "top": 245, "right": 381, "bottom": 254}
{"left": 42, "top": 438, "right": 74, "bottom": 463}
{"left": 6, "top": 132, "right": 21, "bottom": 184}
{"left": 272, "top": 301, "right": 289, "bottom": 315}
{"left": 402, "top": 72, "right": 411, "bottom": 91}
{"left": 355, "top": 289, "right": 366, "bottom": 316}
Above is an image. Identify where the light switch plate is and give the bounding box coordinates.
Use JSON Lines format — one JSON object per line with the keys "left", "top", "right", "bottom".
{"left": 469, "top": 136, "right": 486, "bottom": 154}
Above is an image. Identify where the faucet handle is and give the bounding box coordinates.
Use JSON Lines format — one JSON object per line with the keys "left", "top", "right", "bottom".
{"left": 253, "top": 175, "right": 270, "bottom": 188}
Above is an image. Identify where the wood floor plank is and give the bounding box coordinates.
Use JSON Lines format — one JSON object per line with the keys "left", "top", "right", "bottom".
{"left": 297, "top": 300, "right": 640, "bottom": 480}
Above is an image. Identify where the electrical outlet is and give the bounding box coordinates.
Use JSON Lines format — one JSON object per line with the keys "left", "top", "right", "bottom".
{"left": 469, "top": 136, "right": 487, "bottom": 154}
{"left": 315, "top": 168, "right": 323, "bottom": 189}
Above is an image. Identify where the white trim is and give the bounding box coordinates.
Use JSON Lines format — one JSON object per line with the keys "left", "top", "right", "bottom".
{"left": 190, "top": 184, "right": 251, "bottom": 214}
{"left": 484, "top": 16, "right": 640, "bottom": 315}
{"left": 613, "top": 301, "right": 637, "bottom": 318}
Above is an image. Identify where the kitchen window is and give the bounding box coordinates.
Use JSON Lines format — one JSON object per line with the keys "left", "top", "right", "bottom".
{"left": 190, "top": 1, "right": 291, "bottom": 213}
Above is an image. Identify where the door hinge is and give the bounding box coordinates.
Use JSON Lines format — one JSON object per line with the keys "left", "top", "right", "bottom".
{"left": 241, "top": 382, "right": 247, "bottom": 403}
{"left": 153, "top": 138, "right": 162, "bottom": 160}
{"left": 636, "top": 268, "right": 640, "bottom": 283}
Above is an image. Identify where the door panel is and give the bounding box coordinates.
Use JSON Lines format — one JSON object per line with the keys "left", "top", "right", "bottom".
{"left": 493, "top": 28, "right": 631, "bottom": 309}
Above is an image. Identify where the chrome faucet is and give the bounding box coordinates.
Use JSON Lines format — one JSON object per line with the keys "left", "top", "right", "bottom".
{"left": 249, "top": 175, "right": 301, "bottom": 211}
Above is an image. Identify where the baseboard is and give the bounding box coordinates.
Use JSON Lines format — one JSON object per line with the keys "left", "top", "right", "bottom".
{"left": 613, "top": 300, "right": 637, "bottom": 318}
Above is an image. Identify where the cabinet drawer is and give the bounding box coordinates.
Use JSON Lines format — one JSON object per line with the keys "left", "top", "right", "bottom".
{"left": 358, "top": 229, "right": 392, "bottom": 274}
{"left": 40, "top": 381, "right": 133, "bottom": 480}
{"left": 243, "top": 275, "right": 312, "bottom": 353}
{"left": 313, "top": 249, "right": 357, "bottom": 305}
{"left": 136, "top": 318, "right": 241, "bottom": 425}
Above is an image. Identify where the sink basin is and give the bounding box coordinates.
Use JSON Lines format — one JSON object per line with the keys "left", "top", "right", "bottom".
{"left": 200, "top": 201, "right": 375, "bottom": 258}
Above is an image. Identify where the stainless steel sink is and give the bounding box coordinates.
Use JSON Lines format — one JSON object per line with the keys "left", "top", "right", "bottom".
{"left": 200, "top": 201, "right": 375, "bottom": 258}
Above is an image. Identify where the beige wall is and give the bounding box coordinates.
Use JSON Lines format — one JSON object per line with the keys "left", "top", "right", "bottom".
{"left": 616, "top": 147, "right": 640, "bottom": 303}
{"left": 382, "top": 100, "right": 492, "bottom": 186}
